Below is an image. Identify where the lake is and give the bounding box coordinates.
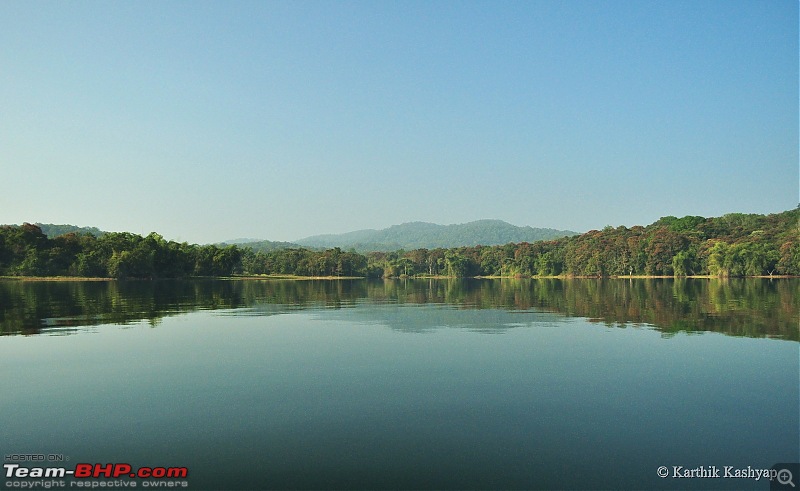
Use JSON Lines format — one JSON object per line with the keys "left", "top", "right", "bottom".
{"left": 1, "top": 278, "right": 797, "bottom": 490}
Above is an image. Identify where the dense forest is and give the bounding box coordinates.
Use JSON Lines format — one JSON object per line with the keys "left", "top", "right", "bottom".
{"left": 1, "top": 208, "right": 797, "bottom": 278}
{"left": 0, "top": 226, "right": 242, "bottom": 278}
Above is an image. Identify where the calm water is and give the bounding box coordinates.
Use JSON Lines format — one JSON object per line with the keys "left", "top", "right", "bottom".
{"left": 1, "top": 278, "right": 797, "bottom": 490}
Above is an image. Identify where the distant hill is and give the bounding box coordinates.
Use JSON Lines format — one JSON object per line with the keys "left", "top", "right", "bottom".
{"left": 295, "top": 220, "right": 578, "bottom": 251}
{"left": 34, "top": 223, "right": 106, "bottom": 238}
{"left": 220, "top": 238, "right": 265, "bottom": 245}
{"left": 10, "top": 220, "right": 576, "bottom": 253}
{"left": 223, "top": 239, "right": 304, "bottom": 253}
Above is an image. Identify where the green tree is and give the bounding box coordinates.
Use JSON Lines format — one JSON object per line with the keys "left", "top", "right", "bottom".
{"left": 444, "top": 251, "right": 468, "bottom": 277}
{"left": 777, "top": 241, "right": 799, "bottom": 275}
{"left": 707, "top": 241, "right": 730, "bottom": 277}
{"left": 671, "top": 250, "right": 695, "bottom": 276}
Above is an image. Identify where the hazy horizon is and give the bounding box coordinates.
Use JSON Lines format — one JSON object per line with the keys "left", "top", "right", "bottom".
{"left": 13, "top": 216, "right": 579, "bottom": 244}
{"left": 2, "top": 1, "right": 797, "bottom": 244}
{"left": 7, "top": 207, "right": 797, "bottom": 246}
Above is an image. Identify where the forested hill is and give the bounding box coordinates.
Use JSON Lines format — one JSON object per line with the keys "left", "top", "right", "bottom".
{"left": 295, "top": 220, "right": 578, "bottom": 251}
{"left": 220, "top": 239, "right": 303, "bottom": 253}
{"left": 35, "top": 223, "right": 106, "bottom": 238}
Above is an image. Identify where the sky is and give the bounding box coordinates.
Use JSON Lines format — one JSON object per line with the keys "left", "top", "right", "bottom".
{"left": 1, "top": 0, "right": 797, "bottom": 244}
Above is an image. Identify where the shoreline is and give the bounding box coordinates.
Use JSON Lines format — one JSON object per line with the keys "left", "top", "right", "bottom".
{"left": 0, "top": 276, "right": 115, "bottom": 282}
{"left": 1, "top": 274, "right": 797, "bottom": 282}
{"left": 229, "top": 274, "right": 366, "bottom": 280}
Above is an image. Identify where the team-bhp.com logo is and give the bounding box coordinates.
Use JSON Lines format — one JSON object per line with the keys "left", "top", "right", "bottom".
{"left": 5, "top": 463, "right": 188, "bottom": 487}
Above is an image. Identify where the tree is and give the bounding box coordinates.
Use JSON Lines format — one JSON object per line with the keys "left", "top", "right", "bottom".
{"left": 777, "top": 241, "right": 799, "bottom": 275}
{"left": 707, "top": 241, "right": 730, "bottom": 277}
{"left": 671, "top": 250, "right": 695, "bottom": 276}
{"left": 444, "top": 251, "right": 468, "bottom": 277}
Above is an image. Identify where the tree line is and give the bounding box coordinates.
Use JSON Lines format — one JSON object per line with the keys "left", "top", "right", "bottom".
{"left": 0, "top": 225, "right": 241, "bottom": 278}
{"left": 1, "top": 208, "right": 797, "bottom": 279}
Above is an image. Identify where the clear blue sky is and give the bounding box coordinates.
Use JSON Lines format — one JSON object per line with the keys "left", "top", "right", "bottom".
{"left": 1, "top": 0, "right": 797, "bottom": 244}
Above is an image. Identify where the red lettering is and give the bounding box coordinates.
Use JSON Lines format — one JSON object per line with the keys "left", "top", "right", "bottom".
{"left": 93, "top": 463, "right": 114, "bottom": 478}
{"left": 113, "top": 464, "right": 132, "bottom": 478}
{"left": 73, "top": 463, "right": 189, "bottom": 480}
{"left": 74, "top": 464, "right": 92, "bottom": 478}
{"left": 166, "top": 467, "right": 188, "bottom": 478}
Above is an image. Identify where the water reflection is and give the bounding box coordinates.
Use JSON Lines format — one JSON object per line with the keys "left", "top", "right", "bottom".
{"left": 0, "top": 278, "right": 796, "bottom": 340}
{"left": 306, "top": 303, "right": 568, "bottom": 334}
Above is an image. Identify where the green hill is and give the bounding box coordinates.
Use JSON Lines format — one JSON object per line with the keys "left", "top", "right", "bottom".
{"left": 295, "top": 220, "right": 578, "bottom": 251}
{"left": 34, "top": 223, "right": 106, "bottom": 238}
{"left": 221, "top": 238, "right": 303, "bottom": 253}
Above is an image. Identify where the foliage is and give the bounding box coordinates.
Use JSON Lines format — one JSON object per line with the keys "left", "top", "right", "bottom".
{"left": 1, "top": 208, "right": 797, "bottom": 279}
{"left": 0, "top": 226, "right": 240, "bottom": 279}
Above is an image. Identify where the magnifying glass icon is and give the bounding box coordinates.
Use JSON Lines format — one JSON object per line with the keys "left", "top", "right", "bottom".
{"left": 778, "top": 469, "right": 796, "bottom": 488}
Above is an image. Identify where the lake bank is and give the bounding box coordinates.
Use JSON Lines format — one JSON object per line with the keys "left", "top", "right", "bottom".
{"left": 0, "top": 275, "right": 114, "bottom": 281}
{"left": 2, "top": 274, "right": 798, "bottom": 282}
